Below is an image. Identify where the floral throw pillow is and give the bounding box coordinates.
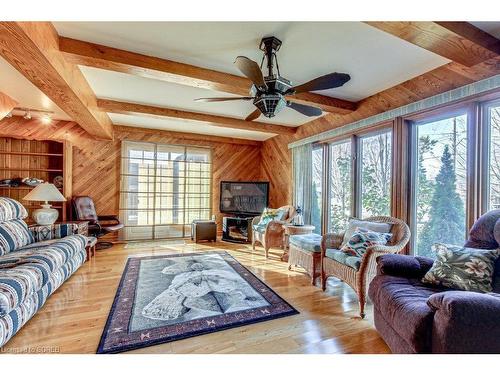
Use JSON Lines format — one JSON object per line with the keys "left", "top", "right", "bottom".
{"left": 422, "top": 243, "right": 500, "bottom": 293}
{"left": 339, "top": 227, "right": 392, "bottom": 257}
{"left": 257, "top": 208, "right": 285, "bottom": 227}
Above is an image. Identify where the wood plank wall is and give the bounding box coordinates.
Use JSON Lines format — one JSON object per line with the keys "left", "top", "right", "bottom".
{"left": 0, "top": 117, "right": 262, "bottom": 234}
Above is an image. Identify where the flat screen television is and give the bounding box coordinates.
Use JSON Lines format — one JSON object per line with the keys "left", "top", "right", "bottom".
{"left": 220, "top": 181, "right": 269, "bottom": 216}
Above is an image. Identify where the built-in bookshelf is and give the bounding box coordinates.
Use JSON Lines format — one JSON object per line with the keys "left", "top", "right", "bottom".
{"left": 0, "top": 137, "right": 72, "bottom": 223}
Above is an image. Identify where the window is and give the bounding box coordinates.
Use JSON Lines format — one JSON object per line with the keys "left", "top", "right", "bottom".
{"left": 412, "top": 113, "right": 468, "bottom": 257}
{"left": 120, "top": 141, "right": 211, "bottom": 240}
{"left": 328, "top": 140, "right": 352, "bottom": 232}
{"left": 486, "top": 102, "right": 500, "bottom": 210}
{"left": 311, "top": 147, "right": 323, "bottom": 234}
{"left": 359, "top": 131, "right": 392, "bottom": 217}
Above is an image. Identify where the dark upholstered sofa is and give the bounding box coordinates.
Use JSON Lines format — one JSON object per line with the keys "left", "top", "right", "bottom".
{"left": 369, "top": 210, "right": 500, "bottom": 353}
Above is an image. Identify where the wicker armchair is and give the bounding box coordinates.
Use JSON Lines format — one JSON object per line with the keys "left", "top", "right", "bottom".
{"left": 321, "top": 216, "right": 410, "bottom": 318}
{"left": 251, "top": 205, "right": 297, "bottom": 258}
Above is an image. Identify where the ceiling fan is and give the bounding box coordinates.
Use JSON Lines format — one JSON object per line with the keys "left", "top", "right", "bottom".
{"left": 195, "top": 36, "right": 351, "bottom": 121}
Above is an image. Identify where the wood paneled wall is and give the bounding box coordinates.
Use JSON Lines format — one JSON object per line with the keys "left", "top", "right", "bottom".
{"left": 0, "top": 117, "right": 262, "bottom": 233}
{"left": 261, "top": 58, "right": 500, "bottom": 208}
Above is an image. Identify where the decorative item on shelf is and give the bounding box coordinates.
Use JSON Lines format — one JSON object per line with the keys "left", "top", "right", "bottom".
{"left": 23, "top": 182, "right": 67, "bottom": 225}
{"left": 22, "top": 177, "right": 44, "bottom": 187}
{"left": 53, "top": 175, "right": 63, "bottom": 188}
{"left": 221, "top": 188, "right": 233, "bottom": 209}
{"left": 292, "top": 206, "right": 304, "bottom": 226}
{"left": 0, "top": 178, "right": 23, "bottom": 187}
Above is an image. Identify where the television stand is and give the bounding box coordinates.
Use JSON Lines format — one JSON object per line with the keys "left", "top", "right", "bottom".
{"left": 222, "top": 216, "right": 256, "bottom": 244}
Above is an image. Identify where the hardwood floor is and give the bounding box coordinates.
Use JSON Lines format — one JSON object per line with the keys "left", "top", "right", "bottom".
{"left": 2, "top": 240, "right": 390, "bottom": 354}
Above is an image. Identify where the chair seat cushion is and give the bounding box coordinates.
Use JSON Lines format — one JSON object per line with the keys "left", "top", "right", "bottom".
{"left": 325, "top": 248, "right": 361, "bottom": 270}
{"left": 289, "top": 233, "right": 322, "bottom": 253}
{"left": 252, "top": 224, "right": 266, "bottom": 234}
{"left": 369, "top": 275, "right": 441, "bottom": 353}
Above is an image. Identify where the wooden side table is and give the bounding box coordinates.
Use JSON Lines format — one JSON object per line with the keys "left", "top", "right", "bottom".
{"left": 281, "top": 224, "right": 315, "bottom": 261}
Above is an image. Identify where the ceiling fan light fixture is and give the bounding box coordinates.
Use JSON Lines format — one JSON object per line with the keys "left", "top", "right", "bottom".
{"left": 23, "top": 110, "right": 31, "bottom": 120}
{"left": 254, "top": 94, "right": 287, "bottom": 118}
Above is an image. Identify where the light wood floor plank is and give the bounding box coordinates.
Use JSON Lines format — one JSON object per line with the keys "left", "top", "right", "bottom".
{"left": 1, "top": 240, "right": 390, "bottom": 354}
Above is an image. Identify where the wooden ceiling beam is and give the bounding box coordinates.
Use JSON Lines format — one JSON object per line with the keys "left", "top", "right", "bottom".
{"left": 365, "top": 21, "right": 500, "bottom": 67}
{"left": 97, "top": 99, "right": 297, "bottom": 136}
{"left": 0, "top": 22, "right": 113, "bottom": 139}
{"left": 114, "top": 125, "right": 262, "bottom": 147}
{"left": 0, "top": 92, "right": 17, "bottom": 120}
{"left": 59, "top": 37, "right": 357, "bottom": 114}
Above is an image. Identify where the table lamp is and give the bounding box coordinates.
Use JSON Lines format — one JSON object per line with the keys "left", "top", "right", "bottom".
{"left": 23, "top": 182, "right": 66, "bottom": 225}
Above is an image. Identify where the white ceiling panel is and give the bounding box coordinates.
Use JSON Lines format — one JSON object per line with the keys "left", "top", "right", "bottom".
{"left": 0, "top": 57, "right": 70, "bottom": 121}
{"left": 79, "top": 66, "right": 309, "bottom": 126}
{"left": 55, "top": 22, "right": 449, "bottom": 102}
{"left": 109, "top": 113, "right": 274, "bottom": 141}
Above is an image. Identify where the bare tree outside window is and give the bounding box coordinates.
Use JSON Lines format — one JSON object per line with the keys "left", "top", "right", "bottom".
{"left": 329, "top": 141, "right": 352, "bottom": 232}
{"left": 360, "top": 132, "right": 392, "bottom": 218}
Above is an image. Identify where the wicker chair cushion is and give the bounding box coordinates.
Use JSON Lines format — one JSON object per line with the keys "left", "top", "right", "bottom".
{"left": 289, "top": 233, "right": 322, "bottom": 253}
{"left": 252, "top": 224, "right": 266, "bottom": 234}
{"left": 341, "top": 218, "right": 393, "bottom": 247}
{"left": 325, "top": 248, "right": 361, "bottom": 270}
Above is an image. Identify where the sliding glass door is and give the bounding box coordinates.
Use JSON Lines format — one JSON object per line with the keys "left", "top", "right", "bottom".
{"left": 359, "top": 131, "right": 392, "bottom": 218}
{"left": 120, "top": 141, "right": 212, "bottom": 240}
{"left": 411, "top": 112, "right": 468, "bottom": 257}
{"left": 328, "top": 140, "right": 352, "bottom": 232}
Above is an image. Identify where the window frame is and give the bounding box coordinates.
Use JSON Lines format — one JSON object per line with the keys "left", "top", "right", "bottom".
{"left": 405, "top": 103, "right": 477, "bottom": 255}
{"left": 480, "top": 98, "right": 500, "bottom": 213}
{"left": 119, "top": 140, "right": 213, "bottom": 240}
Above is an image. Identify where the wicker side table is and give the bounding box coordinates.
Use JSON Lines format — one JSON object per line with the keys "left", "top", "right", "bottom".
{"left": 281, "top": 224, "right": 315, "bottom": 261}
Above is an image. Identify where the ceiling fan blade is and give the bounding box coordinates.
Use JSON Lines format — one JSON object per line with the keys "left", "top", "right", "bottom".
{"left": 289, "top": 72, "right": 350, "bottom": 94}
{"left": 287, "top": 102, "right": 323, "bottom": 117}
{"left": 245, "top": 109, "right": 261, "bottom": 121}
{"left": 234, "top": 56, "right": 268, "bottom": 90}
{"left": 194, "top": 97, "right": 254, "bottom": 102}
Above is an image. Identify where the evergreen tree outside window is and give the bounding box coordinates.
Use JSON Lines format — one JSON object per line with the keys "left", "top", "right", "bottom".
{"left": 413, "top": 114, "right": 468, "bottom": 258}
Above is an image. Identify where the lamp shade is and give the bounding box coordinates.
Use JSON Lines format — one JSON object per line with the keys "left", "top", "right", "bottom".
{"left": 23, "top": 182, "right": 66, "bottom": 202}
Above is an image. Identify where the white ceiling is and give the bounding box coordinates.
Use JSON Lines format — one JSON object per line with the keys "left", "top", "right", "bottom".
{"left": 2, "top": 22, "right": 499, "bottom": 140}
{"left": 0, "top": 57, "right": 70, "bottom": 121}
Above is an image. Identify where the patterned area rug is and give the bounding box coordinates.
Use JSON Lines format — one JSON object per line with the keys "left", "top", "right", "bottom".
{"left": 97, "top": 251, "right": 298, "bottom": 353}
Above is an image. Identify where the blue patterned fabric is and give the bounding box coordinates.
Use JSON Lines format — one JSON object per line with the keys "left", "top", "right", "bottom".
{"left": 325, "top": 248, "right": 361, "bottom": 270}
{"left": 0, "top": 219, "right": 34, "bottom": 256}
{"left": 289, "top": 233, "right": 322, "bottom": 253}
{"left": 0, "top": 234, "right": 87, "bottom": 318}
{"left": 29, "top": 223, "right": 79, "bottom": 242}
{"left": 0, "top": 250, "right": 85, "bottom": 347}
{"left": 0, "top": 198, "right": 87, "bottom": 347}
{"left": 0, "top": 198, "right": 28, "bottom": 222}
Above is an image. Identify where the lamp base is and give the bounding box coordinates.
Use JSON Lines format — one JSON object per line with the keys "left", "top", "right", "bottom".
{"left": 32, "top": 204, "right": 59, "bottom": 225}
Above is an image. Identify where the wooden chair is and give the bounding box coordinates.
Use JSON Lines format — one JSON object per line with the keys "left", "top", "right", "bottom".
{"left": 251, "top": 205, "right": 296, "bottom": 258}
{"left": 321, "top": 216, "right": 410, "bottom": 318}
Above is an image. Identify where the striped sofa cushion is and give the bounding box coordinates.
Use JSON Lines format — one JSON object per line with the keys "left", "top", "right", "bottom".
{"left": 0, "top": 219, "right": 34, "bottom": 256}
{"left": 0, "top": 197, "right": 28, "bottom": 222}
{"left": 0, "top": 234, "right": 87, "bottom": 317}
{"left": 0, "top": 249, "right": 86, "bottom": 347}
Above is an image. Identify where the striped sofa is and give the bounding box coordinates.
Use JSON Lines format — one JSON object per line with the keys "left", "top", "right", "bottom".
{"left": 0, "top": 197, "right": 87, "bottom": 347}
